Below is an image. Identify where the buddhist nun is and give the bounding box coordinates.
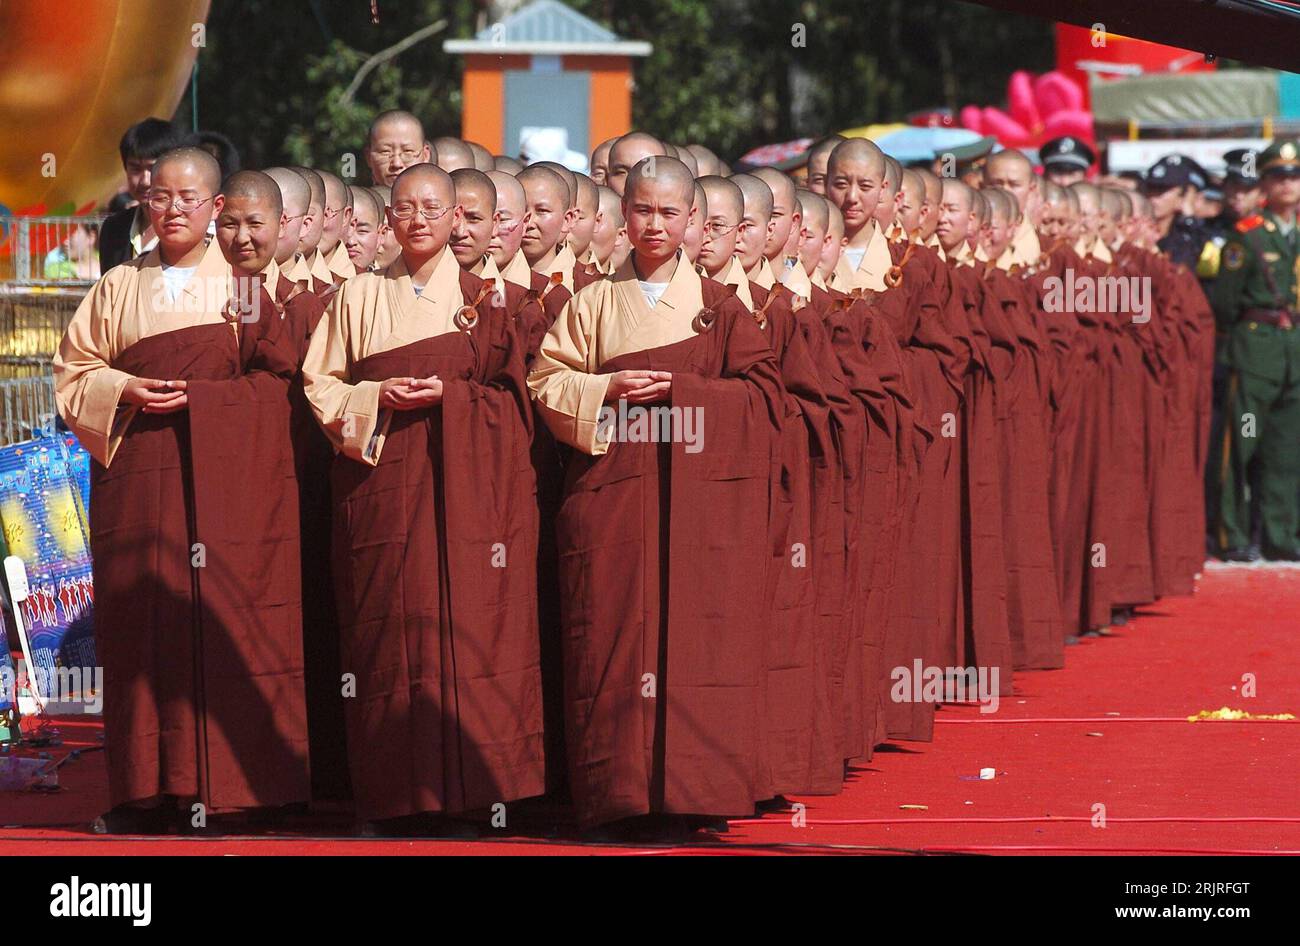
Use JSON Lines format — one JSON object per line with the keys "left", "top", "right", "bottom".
{"left": 301, "top": 163, "right": 544, "bottom": 833}
{"left": 518, "top": 163, "right": 579, "bottom": 294}
{"left": 345, "top": 186, "right": 384, "bottom": 274}
{"left": 318, "top": 170, "right": 355, "bottom": 282}
{"left": 528, "top": 156, "right": 783, "bottom": 835}
{"left": 983, "top": 149, "right": 1043, "bottom": 268}
{"left": 54, "top": 150, "right": 308, "bottom": 832}
{"left": 825, "top": 139, "right": 894, "bottom": 293}
{"left": 365, "top": 109, "right": 432, "bottom": 187}
{"left": 605, "top": 132, "right": 668, "bottom": 197}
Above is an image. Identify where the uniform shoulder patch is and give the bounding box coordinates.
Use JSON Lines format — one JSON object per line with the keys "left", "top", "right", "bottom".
{"left": 1235, "top": 214, "right": 1265, "bottom": 233}
{"left": 1222, "top": 242, "right": 1246, "bottom": 271}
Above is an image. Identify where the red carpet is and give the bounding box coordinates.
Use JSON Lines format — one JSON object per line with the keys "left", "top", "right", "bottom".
{"left": 3, "top": 564, "right": 1298, "bottom": 855}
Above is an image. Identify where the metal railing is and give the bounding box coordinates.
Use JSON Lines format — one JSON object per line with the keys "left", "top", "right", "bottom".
{"left": 0, "top": 372, "right": 57, "bottom": 447}
{"left": 0, "top": 215, "right": 107, "bottom": 287}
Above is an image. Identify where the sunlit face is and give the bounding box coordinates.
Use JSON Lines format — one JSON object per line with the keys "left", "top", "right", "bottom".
{"left": 345, "top": 200, "right": 382, "bottom": 272}
{"left": 273, "top": 199, "right": 305, "bottom": 265}
{"left": 806, "top": 151, "right": 832, "bottom": 196}
{"left": 388, "top": 176, "right": 460, "bottom": 258}
{"left": 319, "top": 185, "right": 352, "bottom": 255}
{"left": 520, "top": 178, "right": 568, "bottom": 264}
{"left": 696, "top": 193, "right": 738, "bottom": 275}
{"left": 590, "top": 142, "right": 612, "bottom": 187}
{"left": 147, "top": 160, "right": 221, "bottom": 253}
{"left": 450, "top": 185, "right": 496, "bottom": 267}
{"left": 1036, "top": 200, "right": 1070, "bottom": 242}
{"left": 874, "top": 180, "right": 900, "bottom": 229}
{"left": 297, "top": 186, "right": 325, "bottom": 256}
{"left": 682, "top": 195, "right": 706, "bottom": 263}
{"left": 827, "top": 156, "right": 883, "bottom": 234}
{"left": 607, "top": 142, "right": 662, "bottom": 196}
{"left": 623, "top": 176, "right": 692, "bottom": 264}
{"left": 488, "top": 190, "right": 529, "bottom": 267}
{"left": 936, "top": 186, "right": 971, "bottom": 252}
{"left": 590, "top": 202, "right": 620, "bottom": 263}
{"left": 124, "top": 156, "right": 158, "bottom": 204}
{"left": 367, "top": 119, "right": 431, "bottom": 186}
{"left": 818, "top": 220, "right": 843, "bottom": 278}
{"left": 763, "top": 184, "right": 797, "bottom": 259}
{"left": 799, "top": 213, "right": 828, "bottom": 274}
{"left": 735, "top": 199, "right": 772, "bottom": 271}
{"left": 570, "top": 195, "right": 598, "bottom": 258}
{"left": 983, "top": 158, "right": 1036, "bottom": 217}
{"left": 216, "top": 194, "right": 279, "bottom": 276}
{"left": 898, "top": 184, "right": 923, "bottom": 235}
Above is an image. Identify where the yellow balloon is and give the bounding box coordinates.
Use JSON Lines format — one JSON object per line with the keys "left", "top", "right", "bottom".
{"left": 0, "top": 0, "right": 211, "bottom": 211}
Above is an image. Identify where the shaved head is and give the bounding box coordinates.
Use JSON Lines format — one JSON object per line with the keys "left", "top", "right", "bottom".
{"left": 731, "top": 173, "right": 774, "bottom": 221}
{"left": 220, "top": 169, "right": 282, "bottom": 215}
{"left": 494, "top": 155, "right": 524, "bottom": 175}
{"left": 590, "top": 136, "right": 617, "bottom": 185}
{"left": 625, "top": 156, "right": 695, "bottom": 205}
{"left": 797, "top": 189, "right": 828, "bottom": 232}
{"left": 265, "top": 166, "right": 309, "bottom": 215}
{"left": 752, "top": 167, "right": 795, "bottom": 210}
{"left": 827, "top": 137, "right": 885, "bottom": 179}
{"left": 292, "top": 166, "right": 325, "bottom": 211}
{"left": 366, "top": 110, "right": 431, "bottom": 186}
{"left": 489, "top": 169, "right": 525, "bottom": 214}
{"left": 392, "top": 162, "right": 454, "bottom": 203}
{"left": 675, "top": 147, "right": 699, "bottom": 177}
{"left": 433, "top": 136, "right": 475, "bottom": 173}
{"left": 350, "top": 184, "right": 383, "bottom": 222}
{"left": 698, "top": 175, "right": 743, "bottom": 222}
{"left": 466, "top": 140, "right": 494, "bottom": 172}
{"left": 319, "top": 169, "right": 350, "bottom": 209}
{"left": 450, "top": 167, "right": 496, "bottom": 213}
{"left": 983, "top": 148, "right": 1039, "bottom": 216}
{"left": 369, "top": 109, "right": 425, "bottom": 148}
{"left": 487, "top": 170, "right": 528, "bottom": 268}
{"left": 532, "top": 160, "right": 577, "bottom": 208}
{"left": 805, "top": 135, "right": 846, "bottom": 194}
{"left": 153, "top": 147, "right": 221, "bottom": 193}
{"left": 686, "top": 144, "right": 722, "bottom": 177}
{"left": 607, "top": 132, "right": 668, "bottom": 196}
{"left": 517, "top": 163, "right": 569, "bottom": 209}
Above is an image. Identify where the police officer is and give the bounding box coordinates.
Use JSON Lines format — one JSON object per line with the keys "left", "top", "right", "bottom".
{"left": 1211, "top": 139, "right": 1300, "bottom": 561}
{"left": 1143, "top": 153, "right": 1215, "bottom": 270}
{"left": 1040, "top": 135, "right": 1095, "bottom": 187}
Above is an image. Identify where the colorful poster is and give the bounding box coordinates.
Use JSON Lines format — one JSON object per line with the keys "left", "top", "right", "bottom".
{"left": 0, "top": 433, "right": 95, "bottom": 710}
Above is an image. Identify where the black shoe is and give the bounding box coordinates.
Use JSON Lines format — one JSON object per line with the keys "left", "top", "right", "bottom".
{"left": 1263, "top": 545, "right": 1300, "bottom": 562}
{"left": 755, "top": 795, "right": 791, "bottom": 814}
{"left": 91, "top": 804, "right": 175, "bottom": 835}
{"left": 1221, "top": 546, "right": 1261, "bottom": 563}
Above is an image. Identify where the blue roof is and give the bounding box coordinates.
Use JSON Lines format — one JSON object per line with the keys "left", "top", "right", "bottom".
{"left": 475, "top": 0, "right": 620, "bottom": 45}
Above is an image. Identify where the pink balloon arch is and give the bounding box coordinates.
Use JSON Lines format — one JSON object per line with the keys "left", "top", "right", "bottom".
{"left": 960, "top": 70, "right": 1094, "bottom": 151}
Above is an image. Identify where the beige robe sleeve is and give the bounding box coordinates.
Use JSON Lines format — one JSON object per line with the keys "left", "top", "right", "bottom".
{"left": 301, "top": 284, "right": 391, "bottom": 466}
{"left": 53, "top": 272, "right": 138, "bottom": 468}
{"left": 527, "top": 290, "right": 613, "bottom": 456}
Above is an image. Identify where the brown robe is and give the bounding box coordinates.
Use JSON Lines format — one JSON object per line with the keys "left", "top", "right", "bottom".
{"left": 302, "top": 250, "right": 545, "bottom": 821}
{"left": 529, "top": 258, "right": 783, "bottom": 827}
{"left": 54, "top": 242, "right": 309, "bottom": 811}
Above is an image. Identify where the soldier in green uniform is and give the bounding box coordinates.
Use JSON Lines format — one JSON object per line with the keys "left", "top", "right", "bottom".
{"left": 1211, "top": 139, "right": 1300, "bottom": 561}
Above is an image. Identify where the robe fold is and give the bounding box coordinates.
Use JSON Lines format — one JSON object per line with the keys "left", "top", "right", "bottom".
{"left": 529, "top": 258, "right": 783, "bottom": 827}
{"left": 303, "top": 250, "right": 545, "bottom": 821}
{"left": 54, "top": 242, "right": 309, "bottom": 811}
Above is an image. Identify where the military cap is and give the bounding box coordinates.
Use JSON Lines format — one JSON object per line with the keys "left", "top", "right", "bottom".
{"left": 1257, "top": 139, "right": 1300, "bottom": 176}
{"left": 1222, "top": 148, "right": 1258, "bottom": 183}
{"left": 1039, "top": 136, "right": 1095, "bottom": 172}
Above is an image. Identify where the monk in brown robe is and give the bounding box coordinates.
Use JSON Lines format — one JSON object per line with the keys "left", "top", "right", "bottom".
{"left": 695, "top": 176, "right": 744, "bottom": 289}
{"left": 489, "top": 170, "right": 572, "bottom": 355}
{"left": 570, "top": 173, "right": 601, "bottom": 284}
{"left": 519, "top": 164, "right": 579, "bottom": 296}
{"left": 981, "top": 188, "right": 1065, "bottom": 670}
{"left": 590, "top": 185, "right": 625, "bottom": 275}
{"left": 345, "top": 186, "right": 384, "bottom": 274}
{"left": 936, "top": 179, "right": 1014, "bottom": 678}
{"left": 983, "top": 149, "right": 1043, "bottom": 269}
{"left": 317, "top": 170, "right": 355, "bottom": 283}
{"left": 529, "top": 157, "right": 783, "bottom": 835}
{"left": 365, "top": 109, "right": 432, "bottom": 187}
{"left": 55, "top": 150, "right": 308, "bottom": 832}
{"left": 290, "top": 166, "right": 335, "bottom": 295}
{"left": 302, "top": 163, "right": 544, "bottom": 834}
{"left": 730, "top": 171, "right": 822, "bottom": 804}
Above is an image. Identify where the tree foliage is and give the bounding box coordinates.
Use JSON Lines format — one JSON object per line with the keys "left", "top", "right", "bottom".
{"left": 188, "top": 0, "right": 1052, "bottom": 167}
